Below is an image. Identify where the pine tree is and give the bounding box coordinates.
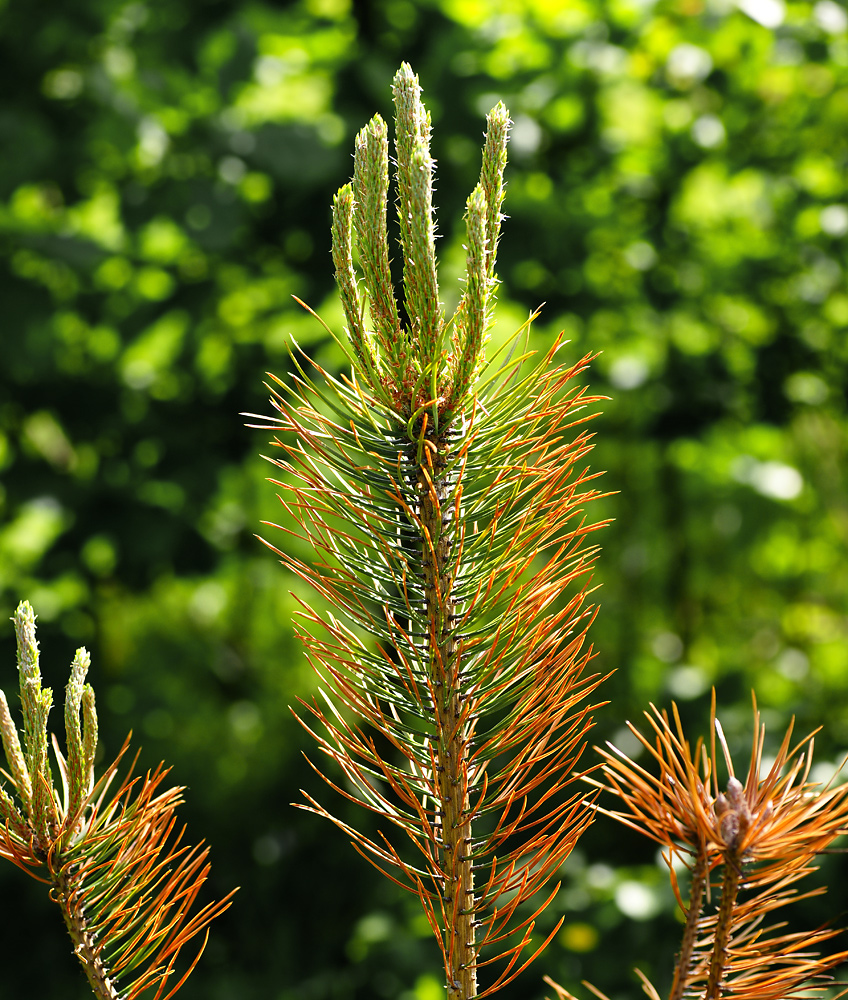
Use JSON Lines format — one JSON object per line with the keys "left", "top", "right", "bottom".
{"left": 0, "top": 601, "right": 234, "bottom": 1000}
{"left": 252, "top": 63, "right": 607, "bottom": 999}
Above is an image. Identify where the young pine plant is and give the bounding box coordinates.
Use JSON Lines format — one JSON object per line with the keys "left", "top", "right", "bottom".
{"left": 0, "top": 601, "right": 234, "bottom": 1000}
{"left": 553, "top": 695, "right": 848, "bottom": 1000}
{"left": 256, "top": 62, "right": 848, "bottom": 1000}
{"left": 254, "top": 63, "right": 607, "bottom": 999}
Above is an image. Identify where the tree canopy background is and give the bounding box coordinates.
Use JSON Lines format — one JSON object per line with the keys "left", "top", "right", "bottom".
{"left": 1, "top": 0, "right": 847, "bottom": 997}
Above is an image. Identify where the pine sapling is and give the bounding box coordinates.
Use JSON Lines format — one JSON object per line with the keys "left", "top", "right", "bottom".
{"left": 252, "top": 63, "right": 608, "bottom": 999}
{"left": 0, "top": 601, "right": 235, "bottom": 1000}
{"left": 547, "top": 692, "right": 848, "bottom": 1000}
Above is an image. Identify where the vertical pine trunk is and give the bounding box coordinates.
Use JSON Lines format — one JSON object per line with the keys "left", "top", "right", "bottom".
{"left": 419, "top": 425, "right": 476, "bottom": 998}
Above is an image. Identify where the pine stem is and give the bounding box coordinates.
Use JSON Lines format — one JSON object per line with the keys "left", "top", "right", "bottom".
{"left": 55, "top": 869, "right": 121, "bottom": 1000}
{"left": 668, "top": 847, "right": 708, "bottom": 1000}
{"left": 419, "top": 426, "right": 476, "bottom": 999}
{"left": 705, "top": 855, "right": 742, "bottom": 1000}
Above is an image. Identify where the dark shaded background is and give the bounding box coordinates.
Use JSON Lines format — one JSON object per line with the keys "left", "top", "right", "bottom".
{"left": 2, "top": 0, "right": 847, "bottom": 997}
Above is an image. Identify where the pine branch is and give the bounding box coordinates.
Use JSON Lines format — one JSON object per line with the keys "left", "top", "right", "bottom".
{"left": 581, "top": 692, "right": 848, "bottom": 1000}
{"left": 0, "top": 601, "right": 235, "bottom": 1000}
{"left": 254, "top": 63, "right": 609, "bottom": 999}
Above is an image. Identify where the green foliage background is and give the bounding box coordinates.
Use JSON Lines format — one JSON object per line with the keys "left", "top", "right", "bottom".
{"left": 1, "top": 0, "right": 847, "bottom": 997}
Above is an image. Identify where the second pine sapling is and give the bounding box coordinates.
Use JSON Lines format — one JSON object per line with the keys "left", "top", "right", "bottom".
{"left": 553, "top": 694, "right": 848, "bottom": 1000}
{"left": 0, "top": 601, "right": 235, "bottom": 1000}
